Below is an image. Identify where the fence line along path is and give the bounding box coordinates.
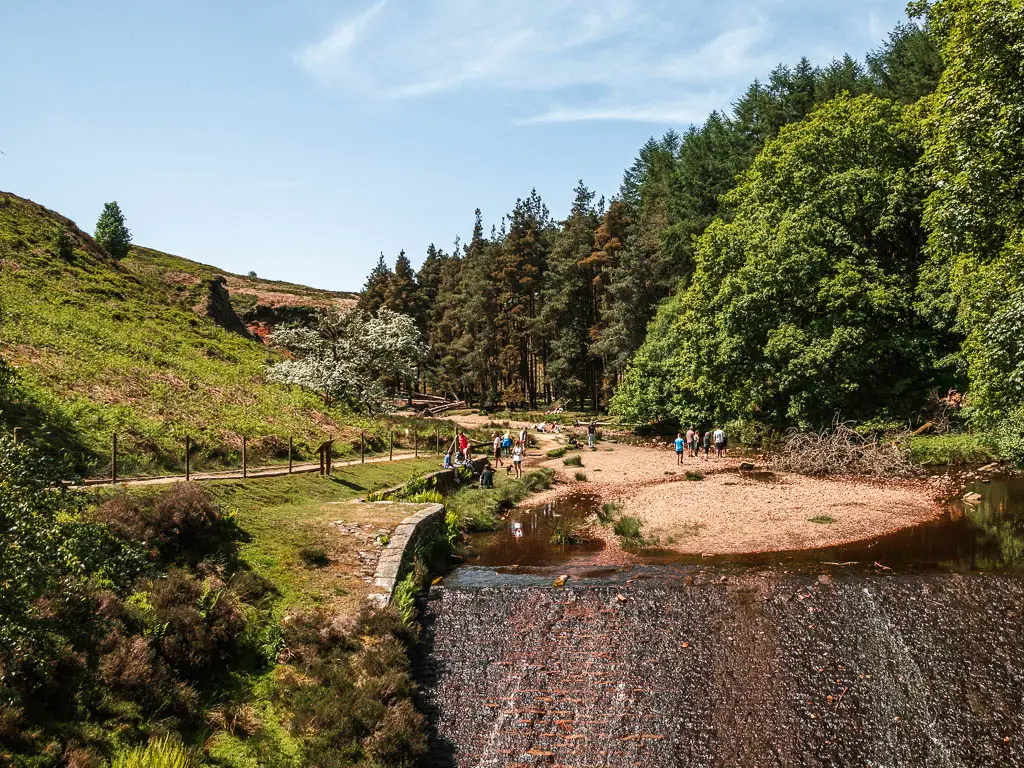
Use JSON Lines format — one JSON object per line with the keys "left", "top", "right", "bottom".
{"left": 78, "top": 450, "right": 429, "bottom": 489}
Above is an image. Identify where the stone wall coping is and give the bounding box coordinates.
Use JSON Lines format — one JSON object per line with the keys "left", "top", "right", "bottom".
{"left": 368, "top": 502, "right": 446, "bottom": 607}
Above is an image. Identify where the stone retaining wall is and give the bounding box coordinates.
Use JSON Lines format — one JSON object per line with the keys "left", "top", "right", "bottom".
{"left": 369, "top": 502, "right": 446, "bottom": 606}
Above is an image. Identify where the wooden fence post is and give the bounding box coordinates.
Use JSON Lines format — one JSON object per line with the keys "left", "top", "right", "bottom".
{"left": 288, "top": 436, "right": 293, "bottom": 474}
{"left": 435, "top": 427, "right": 439, "bottom": 454}
{"left": 112, "top": 433, "right": 118, "bottom": 485}
{"left": 12, "top": 427, "right": 20, "bottom": 444}
{"left": 185, "top": 435, "right": 191, "bottom": 482}
{"left": 414, "top": 433, "right": 418, "bottom": 458}
{"left": 242, "top": 436, "right": 248, "bottom": 479}
{"left": 389, "top": 431, "right": 394, "bottom": 461}
{"left": 360, "top": 432, "right": 365, "bottom": 463}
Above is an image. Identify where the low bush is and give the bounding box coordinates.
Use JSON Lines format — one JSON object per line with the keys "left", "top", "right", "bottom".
{"left": 597, "top": 502, "right": 621, "bottom": 525}
{"left": 613, "top": 515, "right": 643, "bottom": 540}
{"left": 546, "top": 447, "right": 566, "bottom": 458}
{"left": 94, "top": 483, "right": 236, "bottom": 564}
{"left": 684, "top": 470, "right": 703, "bottom": 480}
{"left": 563, "top": 455, "right": 582, "bottom": 467}
{"left": 278, "top": 608, "right": 426, "bottom": 768}
{"left": 550, "top": 518, "right": 582, "bottom": 546}
{"left": 298, "top": 545, "right": 329, "bottom": 568}
{"left": 573, "top": 471, "right": 588, "bottom": 482}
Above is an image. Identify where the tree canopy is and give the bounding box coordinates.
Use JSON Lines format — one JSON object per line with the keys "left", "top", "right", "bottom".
{"left": 94, "top": 201, "right": 132, "bottom": 260}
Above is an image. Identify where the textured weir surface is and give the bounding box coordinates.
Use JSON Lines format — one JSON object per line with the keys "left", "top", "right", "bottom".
{"left": 416, "top": 477, "right": 1024, "bottom": 767}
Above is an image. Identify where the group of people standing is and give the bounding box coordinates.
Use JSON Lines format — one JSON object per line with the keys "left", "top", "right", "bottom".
{"left": 674, "top": 426, "right": 727, "bottom": 464}
{"left": 492, "top": 428, "right": 527, "bottom": 478}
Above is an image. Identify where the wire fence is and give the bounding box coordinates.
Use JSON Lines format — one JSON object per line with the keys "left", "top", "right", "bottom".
{"left": 9, "top": 422, "right": 477, "bottom": 486}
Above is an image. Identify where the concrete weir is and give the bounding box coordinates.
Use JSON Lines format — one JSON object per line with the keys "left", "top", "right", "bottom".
{"left": 415, "top": 569, "right": 1024, "bottom": 767}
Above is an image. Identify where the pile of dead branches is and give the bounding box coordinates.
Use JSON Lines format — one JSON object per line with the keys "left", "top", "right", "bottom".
{"left": 771, "top": 420, "right": 918, "bottom": 478}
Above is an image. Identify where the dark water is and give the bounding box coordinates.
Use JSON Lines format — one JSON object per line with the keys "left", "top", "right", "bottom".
{"left": 418, "top": 474, "right": 1024, "bottom": 767}
{"left": 462, "top": 475, "right": 1024, "bottom": 577}
{"left": 463, "top": 493, "right": 606, "bottom": 569}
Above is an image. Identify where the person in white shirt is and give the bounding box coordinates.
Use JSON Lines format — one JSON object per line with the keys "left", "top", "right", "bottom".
{"left": 713, "top": 427, "right": 726, "bottom": 457}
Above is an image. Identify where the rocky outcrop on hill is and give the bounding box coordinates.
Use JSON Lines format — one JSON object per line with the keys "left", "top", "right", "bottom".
{"left": 202, "top": 276, "right": 256, "bottom": 340}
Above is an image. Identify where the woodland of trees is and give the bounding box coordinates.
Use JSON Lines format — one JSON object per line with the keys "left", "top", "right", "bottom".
{"left": 356, "top": 0, "right": 1023, "bottom": 462}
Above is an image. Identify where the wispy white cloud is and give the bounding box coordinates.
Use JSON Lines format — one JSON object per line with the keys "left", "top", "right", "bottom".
{"left": 295, "top": 0, "right": 906, "bottom": 124}
{"left": 296, "top": 0, "right": 387, "bottom": 84}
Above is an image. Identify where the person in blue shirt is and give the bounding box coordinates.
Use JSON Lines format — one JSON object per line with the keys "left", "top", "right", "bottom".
{"left": 674, "top": 433, "right": 685, "bottom": 465}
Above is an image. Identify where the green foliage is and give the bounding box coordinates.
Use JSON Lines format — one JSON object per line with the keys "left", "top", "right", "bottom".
{"left": 95, "top": 200, "right": 132, "bottom": 260}
{"left": 809, "top": 516, "right": 836, "bottom": 524}
{"left": 546, "top": 447, "right": 566, "bottom": 458}
{"left": 613, "top": 515, "right": 643, "bottom": 541}
{"left": 614, "top": 95, "right": 950, "bottom": 428}
{"left": 916, "top": 0, "right": 1024, "bottom": 456}
{"left": 111, "top": 737, "right": 194, "bottom": 768}
{"left": 563, "top": 454, "right": 582, "bottom": 467}
{"left": 52, "top": 230, "right": 74, "bottom": 261}
{"left": 908, "top": 433, "right": 998, "bottom": 466}
{"left": 684, "top": 470, "right": 703, "bottom": 481}
{"left": 549, "top": 518, "right": 583, "bottom": 546}
{"left": 444, "top": 469, "right": 554, "bottom": 533}
{"left": 278, "top": 609, "right": 425, "bottom": 768}
{"left": 392, "top": 572, "right": 418, "bottom": 626}
{"left": 573, "top": 471, "right": 588, "bottom": 482}
{"left": 597, "top": 502, "right": 622, "bottom": 525}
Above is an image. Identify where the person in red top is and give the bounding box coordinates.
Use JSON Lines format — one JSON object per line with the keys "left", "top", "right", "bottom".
{"left": 458, "top": 430, "right": 470, "bottom": 461}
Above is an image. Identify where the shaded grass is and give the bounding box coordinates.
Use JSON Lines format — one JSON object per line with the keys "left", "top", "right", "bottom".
{"left": 563, "top": 454, "right": 583, "bottom": 467}
{"left": 573, "top": 470, "right": 588, "bottom": 482}
{"left": 809, "top": 515, "right": 836, "bottom": 524}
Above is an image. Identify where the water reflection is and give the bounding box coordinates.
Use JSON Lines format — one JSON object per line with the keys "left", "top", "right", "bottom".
{"left": 464, "top": 475, "right": 1024, "bottom": 574}
{"left": 465, "top": 493, "right": 605, "bottom": 567}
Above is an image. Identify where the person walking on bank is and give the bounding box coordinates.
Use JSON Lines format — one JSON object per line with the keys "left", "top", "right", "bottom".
{"left": 502, "top": 431, "right": 512, "bottom": 458}
{"left": 512, "top": 439, "right": 524, "bottom": 478}
{"left": 458, "top": 430, "right": 470, "bottom": 462}
{"left": 674, "top": 433, "right": 685, "bottom": 465}
{"left": 685, "top": 426, "right": 695, "bottom": 457}
{"left": 702, "top": 428, "right": 711, "bottom": 459}
{"left": 713, "top": 426, "right": 726, "bottom": 458}
{"left": 492, "top": 433, "right": 503, "bottom": 467}
{"left": 691, "top": 428, "right": 701, "bottom": 457}
{"left": 587, "top": 421, "right": 597, "bottom": 448}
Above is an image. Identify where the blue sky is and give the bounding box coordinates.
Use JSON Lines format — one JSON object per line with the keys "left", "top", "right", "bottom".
{"left": 1, "top": 0, "right": 908, "bottom": 291}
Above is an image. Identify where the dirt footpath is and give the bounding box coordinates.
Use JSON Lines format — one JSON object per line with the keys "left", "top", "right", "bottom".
{"left": 516, "top": 429, "right": 942, "bottom": 555}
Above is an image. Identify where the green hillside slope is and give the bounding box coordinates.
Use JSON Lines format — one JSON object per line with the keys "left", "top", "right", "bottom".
{"left": 123, "top": 245, "right": 357, "bottom": 339}
{"left": 0, "top": 192, "right": 371, "bottom": 478}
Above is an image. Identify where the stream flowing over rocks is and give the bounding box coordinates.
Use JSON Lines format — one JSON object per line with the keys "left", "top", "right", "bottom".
{"left": 416, "top": 571, "right": 1024, "bottom": 767}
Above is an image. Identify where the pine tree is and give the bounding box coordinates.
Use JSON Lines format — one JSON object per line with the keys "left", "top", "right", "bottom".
{"left": 541, "top": 181, "right": 600, "bottom": 407}
{"left": 358, "top": 253, "right": 393, "bottom": 313}
{"left": 94, "top": 201, "right": 132, "bottom": 260}
{"left": 386, "top": 250, "right": 419, "bottom": 317}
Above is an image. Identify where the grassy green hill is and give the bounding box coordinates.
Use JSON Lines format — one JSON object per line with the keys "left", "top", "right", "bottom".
{"left": 0, "top": 191, "right": 395, "bottom": 478}
{"left": 123, "top": 244, "right": 357, "bottom": 340}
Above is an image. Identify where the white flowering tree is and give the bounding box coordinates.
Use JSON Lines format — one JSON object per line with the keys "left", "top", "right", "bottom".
{"left": 268, "top": 308, "right": 426, "bottom": 413}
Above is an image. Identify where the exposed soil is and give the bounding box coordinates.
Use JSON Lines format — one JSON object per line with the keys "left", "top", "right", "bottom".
{"left": 458, "top": 416, "right": 943, "bottom": 557}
